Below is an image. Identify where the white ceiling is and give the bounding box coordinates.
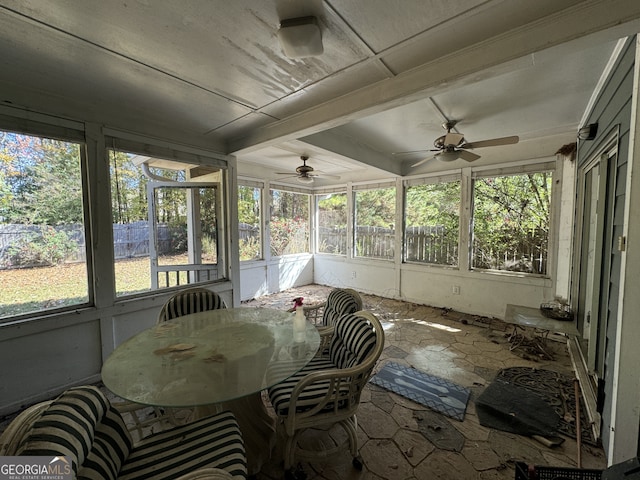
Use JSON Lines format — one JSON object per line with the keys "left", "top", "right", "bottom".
{"left": 1, "top": 1, "right": 640, "bottom": 186}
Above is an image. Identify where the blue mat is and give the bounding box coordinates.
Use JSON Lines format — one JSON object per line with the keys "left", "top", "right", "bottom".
{"left": 370, "top": 361, "right": 470, "bottom": 421}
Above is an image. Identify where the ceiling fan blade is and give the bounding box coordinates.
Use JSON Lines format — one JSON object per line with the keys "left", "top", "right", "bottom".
{"left": 462, "top": 135, "right": 519, "bottom": 149}
{"left": 411, "top": 155, "right": 437, "bottom": 167}
{"left": 316, "top": 173, "right": 341, "bottom": 179}
{"left": 443, "top": 133, "right": 464, "bottom": 146}
{"left": 458, "top": 150, "right": 481, "bottom": 162}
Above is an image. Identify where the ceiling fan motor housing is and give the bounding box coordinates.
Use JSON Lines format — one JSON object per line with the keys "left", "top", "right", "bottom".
{"left": 295, "top": 164, "right": 313, "bottom": 174}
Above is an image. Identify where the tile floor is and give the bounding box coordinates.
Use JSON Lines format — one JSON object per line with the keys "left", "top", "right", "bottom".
{"left": 1, "top": 285, "right": 607, "bottom": 480}
{"left": 244, "top": 285, "right": 607, "bottom": 480}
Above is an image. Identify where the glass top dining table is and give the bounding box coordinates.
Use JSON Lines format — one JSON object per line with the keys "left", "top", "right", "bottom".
{"left": 101, "top": 307, "right": 321, "bottom": 408}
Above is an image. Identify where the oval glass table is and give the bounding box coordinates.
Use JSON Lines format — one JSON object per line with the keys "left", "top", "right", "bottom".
{"left": 102, "top": 307, "right": 321, "bottom": 475}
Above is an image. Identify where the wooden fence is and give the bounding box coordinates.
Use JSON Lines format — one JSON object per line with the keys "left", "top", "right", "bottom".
{"left": 2, "top": 223, "right": 548, "bottom": 274}
{"left": 404, "top": 225, "right": 458, "bottom": 265}
{"left": 318, "top": 224, "right": 547, "bottom": 273}
{"left": 0, "top": 223, "right": 183, "bottom": 268}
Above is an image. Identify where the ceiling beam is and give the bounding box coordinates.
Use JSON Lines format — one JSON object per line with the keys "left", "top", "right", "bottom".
{"left": 301, "top": 129, "right": 402, "bottom": 175}
{"left": 228, "top": 0, "right": 640, "bottom": 156}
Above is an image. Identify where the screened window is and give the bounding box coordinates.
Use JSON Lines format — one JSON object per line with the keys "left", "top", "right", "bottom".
{"left": 404, "top": 178, "right": 460, "bottom": 266}
{"left": 354, "top": 186, "right": 395, "bottom": 260}
{"left": 472, "top": 168, "right": 553, "bottom": 274}
{"left": 0, "top": 130, "right": 89, "bottom": 320}
{"left": 238, "top": 184, "right": 262, "bottom": 261}
{"left": 109, "top": 148, "right": 225, "bottom": 296}
{"left": 269, "top": 189, "right": 310, "bottom": 256}
{"left": 316, "top": 192, "right": 347, "bottom": 255}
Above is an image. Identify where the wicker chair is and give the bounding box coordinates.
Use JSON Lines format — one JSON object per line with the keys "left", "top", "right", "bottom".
{"left": 302, "top": 288, "right": 362, "bottom": 354}
{"left": 0, "top": 385, "right": 247, "bottom": 480}
{"left": 158, "top": 287, "right": 226, "bottom": 323}
{"left": 267, "top": 311, "right": 384, "bottom": 479}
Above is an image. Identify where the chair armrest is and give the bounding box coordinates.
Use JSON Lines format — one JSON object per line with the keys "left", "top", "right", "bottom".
{"left": 315, "top": 325, "right": 334, "bottom": 356}
{"left": 0, "top": 400, "right": 52, "bottom": 455}
{"left": 302, "top": 302, "right": 326, "bottom": 325}
{"left": 283, "top": 363, "right": 372, "bottom": 433}
{"left": 175, "top": 467, "right": 235, "bottom": 480}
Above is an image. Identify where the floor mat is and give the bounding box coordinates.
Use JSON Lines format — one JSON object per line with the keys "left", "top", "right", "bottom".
{"left": 479, "top": 367, "right": 598, "bottom": 445}
{"left": 369, "top": 361, "right": 470, "bottom": 421}
{"left": 476, "top": 379, "right": 560, "bottom": 437}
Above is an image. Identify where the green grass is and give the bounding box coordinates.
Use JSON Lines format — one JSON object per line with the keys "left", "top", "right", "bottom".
{"left": 0, "top": 256, "right": 184, "bottom": 319}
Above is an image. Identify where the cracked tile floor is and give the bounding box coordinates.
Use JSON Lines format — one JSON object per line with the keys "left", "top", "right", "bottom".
{"left": 245, "top": 285, "right": 607, "bottom": 480}
{"left": 0, "top": 285, "right": 607, "bottom": 479}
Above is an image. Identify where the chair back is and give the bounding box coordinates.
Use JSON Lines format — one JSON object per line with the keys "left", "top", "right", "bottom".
{"left": 321, "top": 288, "right": 362, "bottom": 327}
{"left": 326, "top": 311, "right": 385, "bottom": 409}
{"left": 158, "top": 287, "right": 226, "bottom": 323}
{"left": 17, "top": 386, "right": 133, "bottom": 479}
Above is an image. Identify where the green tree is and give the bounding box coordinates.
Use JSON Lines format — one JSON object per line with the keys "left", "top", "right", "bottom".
{"left": 473, "top": 172, "right": 551, "bottom": 272}
{"left": 404, "top": 181, "right": 460, "bottom": 265}
{"left": 270, "top": 190, "right": 309, "bottom": 256}
{"left": 0, "top": 133, "right": 83, "bottom": 225}
{"left": 355, "top": 187, "right": 396, "bottom": 228}
{"left": 238, "top": 186, "right": 260, "bottom": 226}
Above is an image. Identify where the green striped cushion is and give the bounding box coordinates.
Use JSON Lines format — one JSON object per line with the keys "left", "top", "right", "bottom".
{"left": 119, "top": 411, "right": 246, "bottom": 480}
{"left": 17, "top": 385, "right": 127, "bottom": 477}
{"left": 321, "top": 289, "right": 360, "bottom": 327}
{"left": 329, "top": 314, "right": 377, "bottom": 369}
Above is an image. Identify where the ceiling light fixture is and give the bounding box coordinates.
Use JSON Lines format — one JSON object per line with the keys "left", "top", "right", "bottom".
{"left": 277, "top": 16, "right": 323, "bottom": 59}
{"left": 297, "top": 175, "right": 314, "bottom": 184}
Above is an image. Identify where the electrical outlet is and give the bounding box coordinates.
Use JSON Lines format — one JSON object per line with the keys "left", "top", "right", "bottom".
{"left": 351, "top": 271, "right": 357, "bottom": 279}
{"left": 452, "top": 285, "right": 460, "bottom": 295}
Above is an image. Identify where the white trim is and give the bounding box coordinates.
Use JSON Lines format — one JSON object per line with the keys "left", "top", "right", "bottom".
{"left": 0, "top": 104, "right": 84, "bottom": 132}
{"left": 579, "top": 37, "right": 630, "bottom": 129}
{"left": 103, "top": 126, "right": 232, "bottom": 161}
{"left": 404, "top": 172, "right": 461, "bottom": 187}
{"left": 471, "top": 160, "right": 556, "bottom": 178}
{"left": 237, "top": 178, "right": 265, "bottom": 188}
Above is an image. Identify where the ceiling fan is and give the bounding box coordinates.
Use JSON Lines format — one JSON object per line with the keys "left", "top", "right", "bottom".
{"left": 276, "top": 155, "right": 340, "bottom": 184}
{"left": 396, "top": 120, "right": 519, "bottom": 167}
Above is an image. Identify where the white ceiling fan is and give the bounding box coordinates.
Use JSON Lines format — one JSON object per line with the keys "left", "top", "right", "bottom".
{"left": 276, "top": 155, "right": 340, "bottom": 184}
{"left": 395, "top": 120, "right": 519, "bottom": 167}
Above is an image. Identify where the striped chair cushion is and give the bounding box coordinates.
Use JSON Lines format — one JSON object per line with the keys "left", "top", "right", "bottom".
{"left": 161, "top": 290, "right": 226, "bottom": 322}
{"left": 329, "top": 314, "right": 377, "bottom": 369}
{"left": 268, "top": 357, "right": 336, "bottom": 415}
{"left": 119, "top": 411, "right": 247, "bottom": 480}
{"left": 17, "top": 385, "right": 130, "bottom": 478}
{"left": 78, "top": 406, "right": 134, "bottom": 480}
{"left": 321, "top": 289, "right": 360, "bottom": 327}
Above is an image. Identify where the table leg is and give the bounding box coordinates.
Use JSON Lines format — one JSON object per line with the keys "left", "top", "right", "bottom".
{"left": 195, "top": 394, "right": 276, "bottom": 477}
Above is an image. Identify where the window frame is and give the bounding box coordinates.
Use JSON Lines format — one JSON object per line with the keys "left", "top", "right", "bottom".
{"left": 237, "top": 181, "right": 263, "bottom": 262}
{"left": 315, "top": 190, "right": 348, "bottom": 256}
{"left": 403, "top": 173, "right": 462, "bottom": 267}
{"left": 469, "top": 161, "right": 556, "bottom": 277}
{"left": 268, "top": 186, "right": 311, "bottom": 257}
{"left": 0, "top": 123, "right": 93, "bottom": 322}
{"left": 106, "top": 137, "right": 230, "bottom": 299}
{"left": 352, "top": 182, "right": 396, "bottom": 261}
